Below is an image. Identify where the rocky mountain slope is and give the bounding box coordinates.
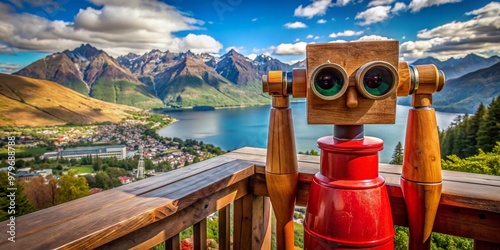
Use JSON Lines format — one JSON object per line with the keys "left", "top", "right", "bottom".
{"left": 0, "top": 74, "right": 139, "bottom": 127}
{"left": 432, "top": 61, "right": 500, "bottom": 113}
{"left": 413, "top": 54, "right": 500, "bottom": 80}
{"left": 14, "top": 44, "right": 164, "bottom": 109}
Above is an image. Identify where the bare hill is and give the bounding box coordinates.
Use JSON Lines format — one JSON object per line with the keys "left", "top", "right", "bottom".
{"left": 0, "top": 74, "right": 140, "bottom": 127}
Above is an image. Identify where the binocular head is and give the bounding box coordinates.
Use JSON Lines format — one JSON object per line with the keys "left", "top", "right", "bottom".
{"left": 262, "top": 40, "right": 445, "bottom": 125}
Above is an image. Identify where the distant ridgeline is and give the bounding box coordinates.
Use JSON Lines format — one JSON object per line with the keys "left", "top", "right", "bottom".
{"left": 14, "top": 43, "right": 499, "bottom": 111}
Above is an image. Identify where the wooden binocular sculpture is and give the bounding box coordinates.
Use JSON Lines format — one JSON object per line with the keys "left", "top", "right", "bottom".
{"left": 262, "top": 40, "right": 445, "bottom": 249}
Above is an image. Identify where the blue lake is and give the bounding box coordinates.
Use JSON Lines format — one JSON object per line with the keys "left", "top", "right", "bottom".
{"left": 158, "top": 102, "right": 461, "bottom": 163}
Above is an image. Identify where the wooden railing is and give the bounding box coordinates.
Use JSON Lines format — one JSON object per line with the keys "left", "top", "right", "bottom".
{"left": 1, "top": 147, "right": 499, "bottom": 249}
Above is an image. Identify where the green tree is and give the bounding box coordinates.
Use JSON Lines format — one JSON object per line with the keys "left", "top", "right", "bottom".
{"left": 390, "top": 141, "right": 404, "bottom": 165}
{"left": 394, "top": 226, "right": 409, "bottom": 250}
{"left": 477, "top": 97, "right": 500, "bottom": 153}
{"left": 0, "top": 171, "right": 34, "bottom": 220}
{"left": 57, "top": 170, "right": 90, "bottom": 204}
{"left": 442, "top": 142, "right": 500, "bottom": 176}
{"left": 464, "top": 103, "right": 486, "bottom": 156}
{"left": 95, "top": 172, "right": 113, "bottom": 189}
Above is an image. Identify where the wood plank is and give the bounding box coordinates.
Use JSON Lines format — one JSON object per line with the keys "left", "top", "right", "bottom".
{"left": 165, "top": 234, "right": 180, "bottom": 250}
{"left": 193, "top": 218, "right": 207, "bottom": 250}
{"left": 0, "top": 156, "right": 237, "bottom": 241}
{"left": 475, "top": 240, "right": 500, "bottom": 250}
{"left": 233, "top": 194, "right": 272, "bottom": 250}
{"left": 218, "top": 205, "right": 230, "bottom": 250}
{"left": 99, "top": 180, "right": 249, "bottom": 250}
{"left": 2, "top": 160, "right": 254, "bottom": 249}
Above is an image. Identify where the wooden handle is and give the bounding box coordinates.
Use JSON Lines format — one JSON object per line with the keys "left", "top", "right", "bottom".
{"left": 266, "top": 96, "right": 298, "bottom": 250}
{"left": 401, "top": 106, "right": 442, "bottom": 250}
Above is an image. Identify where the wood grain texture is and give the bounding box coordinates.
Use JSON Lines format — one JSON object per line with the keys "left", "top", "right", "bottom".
{"left": 0, "top": 160, "right": 254, "bottom": 249}
{"left": 414, "top": 64, "right": 440, "bottom": 95}
{"left": 194, "top": 218, "right": 207, "bottom": 250}
{"left": 218, "top": 205, "right": 231, "bottom": 250}
{"left": 266, "top": 100, "right": 299, "bottom": 250}
{"left": 397, "top": 61, "right": 412, "bottom": 96}
{"left": 98, "top": 180, "right": 249, "bottom": 250}
{"left": 306, "top": 41, "right": 399, "bottom": 124}
{"left": 402, "top": 108, "right": 442, "bottom": 182}
{"left": 165, "top": 234, "right": 180, "bottom": 250}
{"left": 266, "top": 106, "right": 298, "bottom": 174}
{"left": 0, "top": 155, "right": 235, "bottom": 241}
{"left": 401, "top": 179, "right": 442, "bottom": 249}
{"left": 233, "top": 194, "right": 272, "bottom": 250}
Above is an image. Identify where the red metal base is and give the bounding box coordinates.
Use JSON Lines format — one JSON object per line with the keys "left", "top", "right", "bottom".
{"left": 304, "top": 136, "right": 394, "bottom": 249}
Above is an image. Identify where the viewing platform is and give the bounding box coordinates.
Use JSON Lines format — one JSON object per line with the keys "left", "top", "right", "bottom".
{"left": 2, "top": 147, "right": 499, "bottom": 249}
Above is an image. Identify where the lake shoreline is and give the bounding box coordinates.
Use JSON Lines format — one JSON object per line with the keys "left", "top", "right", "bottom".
{"left": 157, "top": 103, "right": 463, "bottom": 163}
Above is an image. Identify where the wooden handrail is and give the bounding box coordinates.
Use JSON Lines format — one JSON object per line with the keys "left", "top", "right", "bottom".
{"left": 1, "top": 147, "right": 499, "bottom": 249}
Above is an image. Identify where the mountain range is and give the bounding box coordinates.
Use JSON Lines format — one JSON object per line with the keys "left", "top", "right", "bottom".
{"left": 413, "top": 54, "right": 500, "bottom": 80}
{"left": 13, "top": 44, "right": 499, "bottom": 113}
{"left": 14, "top": 44, "right": 299, "bottom": 109}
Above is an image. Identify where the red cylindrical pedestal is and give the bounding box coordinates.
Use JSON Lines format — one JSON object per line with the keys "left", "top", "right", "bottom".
{"left": 304, "top": 136, "right": 394, "bottom": 249}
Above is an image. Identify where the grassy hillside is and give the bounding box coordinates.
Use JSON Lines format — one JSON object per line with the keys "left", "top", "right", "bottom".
{"left": 0, "top": 74, "right": 140, "bottom": 127}
{"left": 90, "top": 78, "right": 165, "bottom": 109}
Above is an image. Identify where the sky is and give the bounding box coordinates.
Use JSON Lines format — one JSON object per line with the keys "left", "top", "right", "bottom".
{"left": 0, "top": 0, "right": 498, "bottom": 73}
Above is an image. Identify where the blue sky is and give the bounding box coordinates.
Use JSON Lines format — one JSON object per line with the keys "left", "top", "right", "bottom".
{"left": 0, "top": 0, "right": 498, "bottom": 73}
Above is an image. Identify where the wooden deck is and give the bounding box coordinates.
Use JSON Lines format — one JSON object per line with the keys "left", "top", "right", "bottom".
{"left": 1, "top": 147, "right": 499, "bottom": 249}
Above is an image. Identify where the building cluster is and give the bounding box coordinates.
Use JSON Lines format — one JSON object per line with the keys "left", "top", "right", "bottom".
{"left": 42, "top": 145, "right": 127, "bottom": 160}
{"left": 2, "top": 120, "right": 216, "bottom": 186}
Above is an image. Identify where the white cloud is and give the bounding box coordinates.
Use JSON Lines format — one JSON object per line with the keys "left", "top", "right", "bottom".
{"left": 317, "top": 19, "right": 327, "bottom": 24}
{"left": 294, "top": 0, "right": 332, "bottom": 19}
{"left": 334, "top": 0, "right": 353, "bottom": 6}
{"left": 284, "top": 21, "right": 308, "bottom": 29}
{"left": 182, "top": 34, "right": 223, "bottom": 54}
{"left": 0, "top": 63, "right": 23, "bottom": 74}
{"left": 329, "top": 30, "right": 364, "bottom": 38}
{"left": 466, "top": 1, "right": 500, "bottom": 17}
{"left": 400, "top": 2, "right": 500, "bottom": 61}
{"left": 314, "top": 36, "right": 320, "bottom": 40}
{"left": 408, "top": 0, "right": 461, "bottom": 13}
{"left": 355, "top": 5, "right": 391, "bottom": 25}
{"left": 402, "top": 35, "right": 406, "bottom": 39}
{"left": 295, "top": 38, "right": 301, "bottom": 42}
{"left": 0, "top": 0, "right": 223, "bottom": 56}
{"left": 356, "top": 35, "right": 390, "bottom": 41}
{"left": 307, "top": 34, "right": 314, "bottom": 39}
{"left": 274, "top": 42, "right": 308, "bottom": 55}
{"left": 251, "top": 17, "right": 258, "bottom": 22}
{"left": 368, "top": 0, "right": 395, "bottom": 7}
{"left": 391, "top": 2, "right": 408, "bottom": 13}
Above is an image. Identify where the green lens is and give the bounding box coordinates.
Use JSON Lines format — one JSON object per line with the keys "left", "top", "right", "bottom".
{"left": 314, "top": 68, "right": 345, "bottom": 97}
{"left": 363, "top": 66, "right": 393, "bottom": 96}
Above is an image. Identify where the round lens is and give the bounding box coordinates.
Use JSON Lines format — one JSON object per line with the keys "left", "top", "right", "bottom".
{"left": 314, "top": 68, "right": 345, "bottom": 97}
{"left": 363, "top": 66, "right": 393, "bottom": 96}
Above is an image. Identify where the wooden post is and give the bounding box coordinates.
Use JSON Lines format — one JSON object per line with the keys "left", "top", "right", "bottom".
{"left": 233, "top": 193, "right": 272, "bottom": 250}
{"left": 218, "top": 205, "right": 230, "bottom": 250}
{"left": 266, "top": 96, "right": 299, "bottom": 250}
{"left": 401, "top": 93, "right": 443, "bottom": 250}
{"left": 194, "top": 218, "right": 207, "bottom": 250}
{"left": 165, "top": 234, "right": 180, "bottom": 250}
